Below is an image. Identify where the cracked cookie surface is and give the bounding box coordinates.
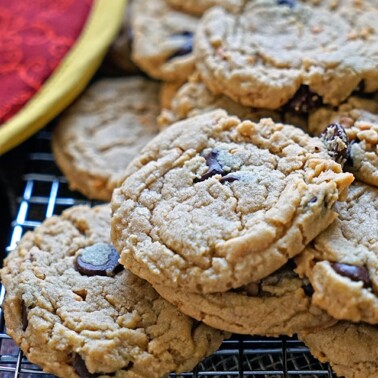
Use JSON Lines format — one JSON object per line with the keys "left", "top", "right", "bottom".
{"left": 309, "top": 97, "right": 378, "bottom": 187}
{"left": 194, "top": 0, "right": 378, "bottom": 110}
{"left": 295, "top": 181, "right": 378, "bottom": 323}
{"left": 0, "top": 205, "right": 225, "bottom": 378}
{"left": 300, "top": 322, "right": 378, "bottom": 378}
{"left": 131, "top": 0, "right": 198, "bottom": 81}
{"left": 111, "top": 110, "right": 353, "bottom": 293}
{"left": 153, "top": 261, "right": 336, "bottom": 336}
{"left": 52, "top": 77, "right": 160, "bottom": 201}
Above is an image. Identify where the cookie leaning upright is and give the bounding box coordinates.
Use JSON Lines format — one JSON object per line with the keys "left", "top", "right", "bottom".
{"left": 1, "top": 205, "right": 225, "bottom": 378}
{"left": 52, "top": 77, "right": 160, "bottom": 201}
{"left": 111, "top": 110, "right": 353, "bottom": 294}
{"left": 194, "top": 0, "right": 378, "bottom": 109}
{"left": 295, "top": 181, "right": 378, "bottom": 324}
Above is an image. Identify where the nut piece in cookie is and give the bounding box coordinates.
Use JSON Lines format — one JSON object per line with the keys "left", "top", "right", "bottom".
{"left": 111, "top": 110, "right": 353, "bottom": 294}
{"left": 295, "top": 181, "right": 378, "bottom": 324}
{"left": 0, "top": 205, "right": 226, "bottom": 378}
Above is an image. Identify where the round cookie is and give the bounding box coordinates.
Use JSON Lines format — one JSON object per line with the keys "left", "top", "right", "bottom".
{"left": 52, "top": 77, "right": 160, "bottom": 201}
{"left": 105, "top": 0, "right": 139, "bottom": 74}
{"left": 153, "top": 261, "right": 336, "bottom": 336}
{"left": 164, "top": 0, "right": 244, "bottom": 15}
{"left": 309, "top": 97, "right": 378, "bottom": 187}
{"left": 131, "top": 0, "right": 198, "bottom": 82}
{"left": 194, "top": 0, "right": 378, "bottom": 110}
{"left": 300, "top": 322, "right": 378, "bottom": 378}
{"left": 295, "top": 181, "right": 378, "bottom": 324}
{"left": 0, "top": 205, "right": 226, "bottom": 378}
{"left": 111, "top": 109, "right": 354, "bottom": 294}
{"left": 158, "top": 71, "right": 284, "bottom": 128}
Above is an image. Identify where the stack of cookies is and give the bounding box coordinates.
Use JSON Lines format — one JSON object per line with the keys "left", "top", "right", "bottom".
{"left": 2, "top": 0, "right": 378, "bottom": 377}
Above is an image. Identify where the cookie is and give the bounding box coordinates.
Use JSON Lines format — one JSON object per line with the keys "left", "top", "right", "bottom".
{"left": 52, "top": 77, "right": 160, "bottom": 201}
{"left": 153, "top": 261, "right": 336, "bottom": 336}
{"left": 0, "top": 205, "right": 226, "bottom": 378}
{"left": 158, "top": 71, "right": 284, "bottom": 128}
{"left": 309, "top": 97, "right": 378, "bottom": 187}
{"left": 300, "top": 322, "right": 378, "bottom": 378}
{"left": 159, "top": 79, "right": 186, "bottom": 110}
{"left": 194, "top": 0, "right": 378, "bottom": 110}
{"left": 295, "top": 181, "right": 378, "bottom": 324}
{"left": 164, "top": 0, "right": 244, "bottom": 15}
{"left": 105, "top": 0, "right": 139, "bottom": 74}
{"left": 111, "top": 109, "right": 353, "bottom": 294}
{"left": 131, "top": 0, "right": 198, "bottom": 82}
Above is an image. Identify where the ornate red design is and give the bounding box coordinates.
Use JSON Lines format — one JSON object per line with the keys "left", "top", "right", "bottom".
{"left": 0, "top": 0, "right": 93, "bottom": 124}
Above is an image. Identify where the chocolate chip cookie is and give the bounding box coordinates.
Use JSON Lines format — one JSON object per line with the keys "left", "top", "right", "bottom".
{"left": 111, "top": 110, "right": 353, "bottom": 294}
{"left": 1, "top": 205, "right": 225, "bottom": 378}
{"left": 194, "top": 0, "right": 378, "bottom": 110}
{"left": 131, "top": 0, "right": 198, "bottom": 81}
{"left": 295, "top": 181, "right": 378, "bottom": 324}
{"left": 300, "top": 322, "right": 378, "bottom": 378}
{"left": 309, "top": 97, "right": 378, "bottom": 187}
{"left": 154, "top": 261, "right": 336, "bottom": 336}
{"left": 52, "top": 77, "right": 160, "bottom": 201}
{"left": 165, "top": 0, "right": 244, "bottom": 15}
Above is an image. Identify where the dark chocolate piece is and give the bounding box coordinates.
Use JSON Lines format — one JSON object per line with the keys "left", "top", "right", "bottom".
{"left": 302, "top": 283, "right": 314, "bottom": 297}
{"left": 277, "top": 0, "right": 296, "bottom": 7}
{"left": 73, "top": 354, "right": 100, "bottom": 378}
{"left": 167, "top": 31, "right": 193, "bottom": 61}
{"left": 219, "top": 173, "right": 240, "bottom": 184}
{"left": 21, "top": 300, "right": 28, "bottom": 331}
{"left": 331, "top": 262, "right": 371, "bottom": 287}
{"left": 320, "top": 123, "right": 350, "bottom": 165}
{"left": 285, "top": 85, "right": 322, "bottom": 114}
{"left": 194, "top": 150, "right": 224, "bottom": 182}
{"left": 74, "top": 243, "right": 123, "bottom": 277}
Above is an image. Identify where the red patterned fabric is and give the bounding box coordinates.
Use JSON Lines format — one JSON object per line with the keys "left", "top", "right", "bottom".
{"left": 0, "top": 0, "right": 93, "bottom": 124}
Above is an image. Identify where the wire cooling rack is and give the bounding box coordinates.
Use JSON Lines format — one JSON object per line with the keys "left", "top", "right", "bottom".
{"left": 0, "top": 129, "right": 336, "bottom": 377}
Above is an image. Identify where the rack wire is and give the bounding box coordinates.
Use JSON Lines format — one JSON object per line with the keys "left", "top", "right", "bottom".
{"left": 0, "top": 129, "right": 336, "bottom": 377}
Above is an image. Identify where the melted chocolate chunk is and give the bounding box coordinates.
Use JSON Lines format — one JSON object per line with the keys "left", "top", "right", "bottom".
{"left": 219, "top": 173, "right": 240, "bottom": 184}
{"left": 21, "top": 300, "right": 28, "bottom": 331}
{"left": 285, "top": 85, "right": 322, "bottom": 114}
{"left": 277, "top": 0, "right": 296, "bottom": 7}
{"left": 320, "top": 123, "right": 350, "bottom": 165}
{"left": 167, "top": 31, "right": 193, "bottom": 61}
{"left": 73, "top": 354, "right": 100, "bottom": 378}
{"left": 194, "top": 150, "right": 224, "bottom": 182}
{"left": 75, "top": 243, "right": 123, "bottom": 277}
{"left": 302, "top": 283, "right": 314, "bottom": 297}
{"left": 331, "top": 262, "right": 371, "bottom": 287}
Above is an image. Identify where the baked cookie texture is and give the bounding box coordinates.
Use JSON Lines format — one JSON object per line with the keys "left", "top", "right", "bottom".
{"left": 194, "top": 0, "right": 378, "bottom": 110}
{"left": 51, "top": 77, "right": 160, "bottom": 202}
{"left": 300, "top": 322, "right": 378, "bottom": 378}
{"left": 309, "top": 97, "right": 378, "bottom": 187}
{"left": 111, "top": 110, "right": 353, "bottom": 294}
{"left": 164, "top": 0, "right": 245, "bottom": 15}
{"left": 158, "top": 71, "right": 283, "bottom": 128}
{"left": 153, "top": 262, "right": 336, "bottom": 336}
{"left": 0, "top": 205, "right": 225, "bottom": 378}
{"left": 131, "top": 0, "right": 198, "bottom": 81}
{"left": 295, "top": 181, "right": 378, "bottom": 324}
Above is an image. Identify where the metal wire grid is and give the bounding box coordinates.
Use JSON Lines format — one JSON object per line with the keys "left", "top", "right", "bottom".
{"left": 0, "top": 129, "right": 336, "bottom": 377}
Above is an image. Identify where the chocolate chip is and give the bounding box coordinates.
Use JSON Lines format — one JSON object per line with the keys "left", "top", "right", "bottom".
{"left": 73, "top": 354, "right": 100, "bottom": 378}
{"left": 194, "top": 150, "right": 224, "bottom": 183}
{"left": 219, "top": 173, "right": 240, "bottom": 184}
{"left": 21, "top": 300, "right": 28, "bottom": 331}
{"left": 74, "top": 243, "right": 123, "bottom": 277}
{"left": 302, "top": 283, "right": 314, "bottom": 297}
{"left": 277, "top": 0, "right": 296, "bottom": 7}
{"left": 320, "top": 123, "right": 350, "bottom": 165}
{"left": 308, "top": 197, "right": 318, "bottom": 205}
{"left": 331, "top": 262, "right": 371, "bottom": 287}
{"left": 285, "top": 85, "right": 322, "bottom": 114}
{"left": 167, "top": 31, "right": 193, "bottom": 61}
